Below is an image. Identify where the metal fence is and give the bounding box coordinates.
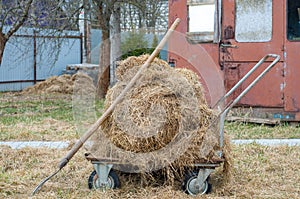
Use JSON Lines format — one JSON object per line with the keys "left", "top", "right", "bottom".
{"left": 0, "top": 29, "right": 82, "bottom": 91}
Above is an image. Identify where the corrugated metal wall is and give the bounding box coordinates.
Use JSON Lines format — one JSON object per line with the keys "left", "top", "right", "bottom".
{"left": 0, "top": 27, "right": 82, "bottom": 91}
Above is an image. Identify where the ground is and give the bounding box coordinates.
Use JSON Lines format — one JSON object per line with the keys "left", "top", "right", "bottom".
{"left": 0, "top": 92, "right": 299, "bottom": 198}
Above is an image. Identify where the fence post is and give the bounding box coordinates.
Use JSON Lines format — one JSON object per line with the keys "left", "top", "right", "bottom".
{"left": 33, "top": 30, "right": 37, "bottom": 85}
{"left": 80, "top": 33, "right": 83, "bottom": 64}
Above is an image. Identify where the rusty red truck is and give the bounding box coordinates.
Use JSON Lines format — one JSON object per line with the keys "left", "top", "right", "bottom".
{"left": 168, "top": 0, "right": 300, "bottom": 121}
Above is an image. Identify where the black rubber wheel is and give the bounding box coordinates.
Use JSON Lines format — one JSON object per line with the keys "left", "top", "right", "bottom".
{"left": 182, "top": 170, "right": 212, "bottom": 195}
{"left": 88, "top": 169, "right": 121, "bottom": 190}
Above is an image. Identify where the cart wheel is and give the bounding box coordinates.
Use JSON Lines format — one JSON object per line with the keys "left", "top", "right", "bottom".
{"left": 182, "top": 171, "right": 211, "bottom": 195}
{"left": 88, "top": 170, "right": 120, "bottom": 190}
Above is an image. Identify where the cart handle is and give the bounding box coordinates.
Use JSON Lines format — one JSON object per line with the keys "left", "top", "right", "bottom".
{"left": 216, "top": 54, "right": 280, "bottom": 149}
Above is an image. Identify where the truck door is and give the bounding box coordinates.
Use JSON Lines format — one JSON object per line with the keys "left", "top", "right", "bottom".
{"left": 220, "top": 0, "right": 285, "bottom": 108}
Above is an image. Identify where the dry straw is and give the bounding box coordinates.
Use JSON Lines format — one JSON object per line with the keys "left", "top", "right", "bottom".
{"left": 90, "top": 55, "right": 232, "bottom": 182}
{"left": 22, "top": 72, "right": 94, "bottom": 95}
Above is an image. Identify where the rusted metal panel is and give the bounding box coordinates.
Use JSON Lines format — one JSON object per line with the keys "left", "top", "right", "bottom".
{"left": 284, "top": 1, "right": 300, "bottom": 113}
{"left": 224, "top": 62, "right": 284, "bottom": 107}
{"left": 223, "top": 63, "right": 242, "bottom": 101}
{"left": 220, "top": 0, "right": 284, "bottom": 62}
{"left": 220, "top": 0, "right": 285, "bottom": 108}
{"left": 284, "top": 40, "right": 300, "bottom": 112}
{"left": 168, "top": 0, "right": 224, "bottom": 107}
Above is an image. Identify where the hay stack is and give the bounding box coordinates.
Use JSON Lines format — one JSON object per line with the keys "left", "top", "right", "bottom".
{"left": 22, "top": 73, "right": 94, "bottom": 95}
{"left": 115, "top": 54, "right": 170, "bottom": 81}
{"left": 92, "top": 55, "right": 230, "bottom": 181}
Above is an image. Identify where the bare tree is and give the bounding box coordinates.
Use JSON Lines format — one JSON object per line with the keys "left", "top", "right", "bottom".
{"left": 0, "top": 0, "right": 82, "bottom": 66}
{"left": 89, "top": 0, "right": 167, "bottom": 98}
{"left": 0, "top": 0, "right": 33, "bottom": 65}
{"left": 110, "top": 3, "right": 121, "bottom": 85}
{"left": 120, "top": 0, "right": 168, "bottom": 33}
{"left": 92, "top": 0, "right": 119, "bottom": 98}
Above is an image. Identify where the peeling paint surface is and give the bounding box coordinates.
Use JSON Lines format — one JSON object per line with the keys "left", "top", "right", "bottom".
{"left": 280, "top": 83, "right": 286, "bottom": 91}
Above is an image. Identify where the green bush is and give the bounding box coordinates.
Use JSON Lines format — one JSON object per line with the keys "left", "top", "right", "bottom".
{"left": 121, "top": 31, "right": 158, "bottom": 59}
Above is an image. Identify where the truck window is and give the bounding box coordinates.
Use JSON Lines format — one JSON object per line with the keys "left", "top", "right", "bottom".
{"left": 287, "top": 0, "right": 300, "bottom": 41}
{"left": 235, "top": 0, "right": 272, "bottom": 42}
{"left": 187, "top": 0, "right": 218, "bottom": 43}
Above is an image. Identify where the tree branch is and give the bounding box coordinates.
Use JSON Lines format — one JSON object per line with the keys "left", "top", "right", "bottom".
{"left": 5, "top": 0, "right": 34, "bottom": 39}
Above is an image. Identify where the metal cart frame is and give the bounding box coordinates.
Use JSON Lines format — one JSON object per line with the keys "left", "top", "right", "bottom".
{"left": 85, "top": 54, "right": 280, "bottom": 195}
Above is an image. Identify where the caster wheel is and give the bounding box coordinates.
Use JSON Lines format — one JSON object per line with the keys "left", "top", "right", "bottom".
{"left": 88, "top": 169, "right": 120, "bottom": 190}
{"left": 182, "top": 170, "right": 211, "bottom": 195}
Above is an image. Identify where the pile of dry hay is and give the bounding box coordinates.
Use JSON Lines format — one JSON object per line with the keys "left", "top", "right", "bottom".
{"left": 90, "top": 54, "right": 231, "bottom": 183}
{"left": 22, "top": 73, "right": 94, "bottom": 95}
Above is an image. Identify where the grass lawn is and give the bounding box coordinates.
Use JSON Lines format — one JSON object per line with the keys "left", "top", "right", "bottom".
{"left": 0, "top": 92, "right": 104, "bottom": 141}
{"left": 225, "top": 121, "right": 300, "bottom": 139}
{"left": 1, "top": 92, "right": 299, "bottom": 141}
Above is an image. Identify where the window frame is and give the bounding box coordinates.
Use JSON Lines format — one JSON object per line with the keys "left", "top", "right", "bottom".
{"left": 186, "top": 0, "right": 221, "bottom": 44}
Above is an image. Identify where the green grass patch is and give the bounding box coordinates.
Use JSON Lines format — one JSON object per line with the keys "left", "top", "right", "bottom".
{"left": 225, "top": 121, "right": 300, "bottom": 139}
{"left": 0, "top": 93, "right": 104, "bottom": 141}
{"left": 1, "top": 92, "right": 299, "bottom": 141}
{"left": 0, "top": 95, "right": 73, "bottom": 125}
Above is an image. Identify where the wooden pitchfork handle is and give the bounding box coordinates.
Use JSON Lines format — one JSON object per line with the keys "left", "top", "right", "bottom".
{"left": 31, "top": 18, "right": 181, "bottom": 196}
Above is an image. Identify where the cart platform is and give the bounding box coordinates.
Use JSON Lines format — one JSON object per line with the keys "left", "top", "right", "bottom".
{"left": 85, "top": 54, "right": 280, "bottom": 195}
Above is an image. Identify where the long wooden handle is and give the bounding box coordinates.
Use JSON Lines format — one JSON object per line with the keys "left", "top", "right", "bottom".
{"left": 58, "top": 18, "right": 181, "bottom": 169}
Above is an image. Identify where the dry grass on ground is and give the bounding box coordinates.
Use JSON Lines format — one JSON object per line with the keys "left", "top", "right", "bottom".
{"left": 0, "top": 93, "right": 76, "bottom": 141}
{"left": 1, "top": 91, "right": 300, "bottom": 198}
{"left": 1, "top": 144, "right": 299, "bottom": 199}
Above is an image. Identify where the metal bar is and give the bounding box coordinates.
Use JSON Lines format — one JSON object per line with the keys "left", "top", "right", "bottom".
{"left": 0, "top": 79, "right": 45, "bottom": 84}
{"left": 194, "top": 163, "right": 221, "bottom": 168}
{"left": 196, "top": 168, "right": 214, "bottom": 188}
{"left": 213, "top": 55, "right": 280, "bottom": 109}
{"left": 93, "top": 163, "right": 113, "bottom": 189}
{"left": 218, "top": 54, "right": 280, "bottom": 149}
{"left": 80, "top": 33, "right": 83, "bottom": 64}
{"left": 12, "top": 34, "right": 82, "bottom": 39}
{"left": 187, "top": 0, "right": 215, "bottom": 6}
{"left": 33, "top": 30, "right": 37, "bottom": 85}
